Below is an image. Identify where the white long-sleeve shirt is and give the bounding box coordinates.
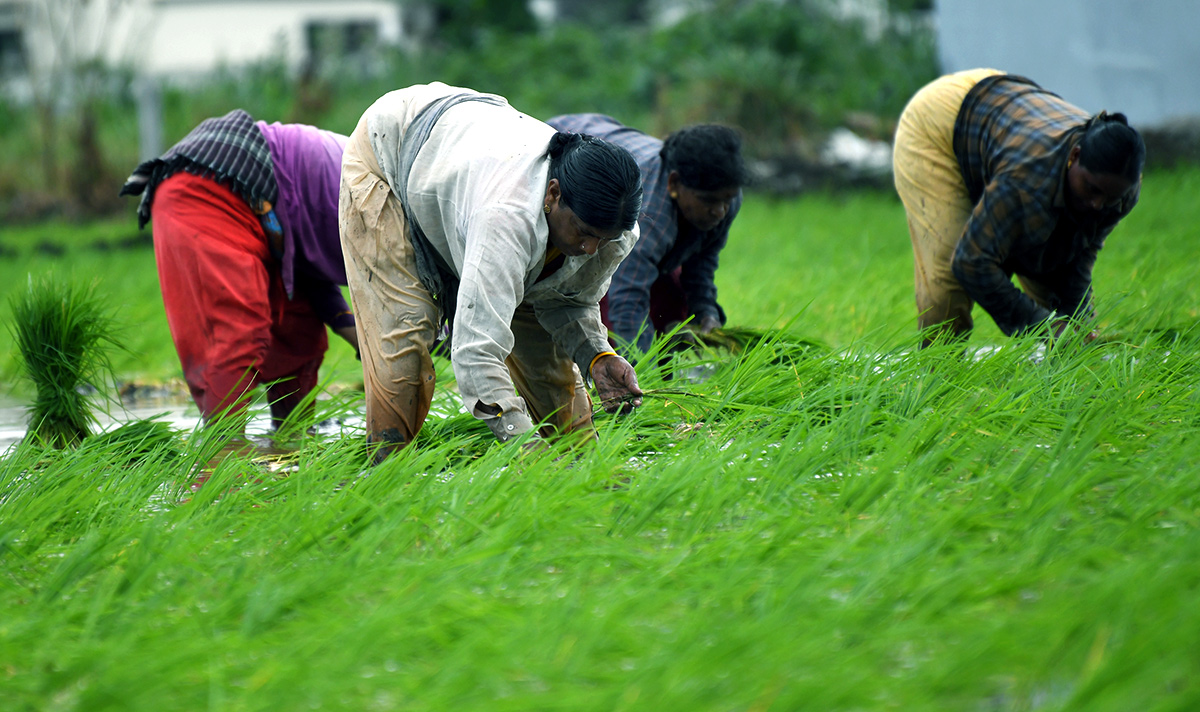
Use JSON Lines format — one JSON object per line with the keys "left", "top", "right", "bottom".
{"left": 363, "top": 83, "right": 638, "bottom": 424}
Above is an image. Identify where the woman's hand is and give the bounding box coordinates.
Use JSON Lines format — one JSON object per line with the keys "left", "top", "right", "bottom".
{"left": 591, "top": 354, "right": 643, "bottom": 414}
{"left": 334, "top": 324, "right": 360, "bottom": 360}
{"left": 696, "top": 315, "right": 722, "bottom": 334}
{"left": 1051, "top": 318, "right": 1098, "bottom": 343}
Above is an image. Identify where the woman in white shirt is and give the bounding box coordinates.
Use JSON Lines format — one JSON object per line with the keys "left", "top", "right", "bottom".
{"left": 340, "top": 82, "right": 645, "bottom": 462}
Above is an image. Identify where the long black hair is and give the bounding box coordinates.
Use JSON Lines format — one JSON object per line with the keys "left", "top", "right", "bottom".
{"left": 547, "top": 132, "right": 642, "bottom": 232}
{"left": 1078, "top": 111, "right": 1145, "bottom": 182}
{"left": 661, "top": 124, "right": 749, "bottom": 191}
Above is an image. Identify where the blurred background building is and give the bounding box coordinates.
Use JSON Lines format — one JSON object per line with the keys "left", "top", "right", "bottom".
{"left": 0, "top": 0, "right": 404, "bottom": 91}
{"left": 3, "top": 0, "right": 1198, "bottom": 128}
{"left": 937, "top": 0, "right": 1200, "bottom": 126}
{"left": 0, "top": 0, "right": 1196, "bottom": 220}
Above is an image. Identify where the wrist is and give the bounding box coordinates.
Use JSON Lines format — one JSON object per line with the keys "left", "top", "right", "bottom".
{"left": 589, "top": 350, "right": 617, "bottom": 377}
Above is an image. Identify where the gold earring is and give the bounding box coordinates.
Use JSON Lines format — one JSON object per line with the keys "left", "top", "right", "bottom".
{"left": 669, "top": 192, "right": 678, "bottom": 199}
{"left": 544, "top": 204, "right": 551, "bottom": 214}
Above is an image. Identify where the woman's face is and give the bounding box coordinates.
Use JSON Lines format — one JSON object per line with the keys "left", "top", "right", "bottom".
{"left": 667, "top": 172, "right": 739, "bottom": 232}
{"left": 543, "top": 179, "right": 623, "bottom": 257}
{"left": 1065, "top": 145, "right": 1139, "bottom": 221}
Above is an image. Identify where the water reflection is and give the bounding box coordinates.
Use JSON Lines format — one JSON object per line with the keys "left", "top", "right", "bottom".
{"left": 0, "top": 395, "right": 31, "bottom": 451}
{"left": 0, "top": 393, "right": 363, "bottom": 453}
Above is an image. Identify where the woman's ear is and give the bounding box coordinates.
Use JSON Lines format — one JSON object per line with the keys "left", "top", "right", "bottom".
{"left": 666, "top": 171, "right": 681, "bottom": 199}
{"left": 544, "top": 178, "right": 561, "bottom": 209}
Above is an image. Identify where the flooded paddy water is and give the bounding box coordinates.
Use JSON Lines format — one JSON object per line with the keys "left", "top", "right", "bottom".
{"left": 0, "top": 388, "right": 367, "bottom": 454}
{"left": 0, "top": 391, "right": 207, "bottom": 453}
{"left": 0, "top": 340, "right": 1149, "bottom": 455}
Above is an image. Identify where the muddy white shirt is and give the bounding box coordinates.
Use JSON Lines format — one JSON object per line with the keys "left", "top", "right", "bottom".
{"left": 363, "top": 82, "right": 638, "bottom": 425}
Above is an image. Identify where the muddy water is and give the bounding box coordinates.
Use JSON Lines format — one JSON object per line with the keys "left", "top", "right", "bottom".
{"left": 0, "top": 396, "right": 201, "bottom": 453}
{"left": 0, "top": 395, "right": 29, "bottom": 451}
{"left": 0, "top": 394, "right": 363, "bottom": 453}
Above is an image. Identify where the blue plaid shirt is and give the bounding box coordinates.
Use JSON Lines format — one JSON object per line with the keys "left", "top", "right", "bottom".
{"left": 951, "top": 75, "right": 1139, "bottom": 335}
{"left": 546, "top": 113, "right": 741, "bottom": 352}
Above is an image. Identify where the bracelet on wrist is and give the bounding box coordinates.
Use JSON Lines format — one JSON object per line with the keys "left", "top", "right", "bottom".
{"left": 589, "top": 350, "right": 617, "bottom": 376}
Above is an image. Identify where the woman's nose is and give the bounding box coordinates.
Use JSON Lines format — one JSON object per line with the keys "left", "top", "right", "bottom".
{"left": 582, "top": 237, "right": 599, "bottom": 255}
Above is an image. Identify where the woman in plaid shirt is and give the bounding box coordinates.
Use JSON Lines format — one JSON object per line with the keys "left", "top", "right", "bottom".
{"left": 893, "top": 69, "right": 1145, "bottom": 348}
{"left": 546, "top": 114, "right": 747, "bottom": 356}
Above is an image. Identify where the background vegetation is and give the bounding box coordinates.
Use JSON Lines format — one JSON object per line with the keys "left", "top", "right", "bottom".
{"left": 0, "top": 0, "right": 936, "bottom": 222}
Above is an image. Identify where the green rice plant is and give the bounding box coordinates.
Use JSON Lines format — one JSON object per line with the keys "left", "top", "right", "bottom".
{"left": 696, "top": 324, "right": 830, "bottom": 357}
{"left": 81, "top": 417, "right": 184, "bottom": 464}
{"left": 7, "top": 274, "right": 121, "bottom": 448}
{"left": 3, "top": 168, "right": 1200, "bottom": 710}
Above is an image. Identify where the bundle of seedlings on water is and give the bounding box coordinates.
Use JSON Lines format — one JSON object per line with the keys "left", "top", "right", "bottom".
{"left": 82, "top": 417, "right": 184, "bottom": 464}
{"left": 697, "top": 325, "right": 830, "bottom": 359}
{"left": 8, "top": 275, "right": 121, "bottom": 448}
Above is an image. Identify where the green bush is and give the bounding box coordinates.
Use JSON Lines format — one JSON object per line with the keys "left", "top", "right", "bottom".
{"left": 644, "top": 0, "right": 936, "bottom": 150}
{"left": 0, "top": 0, "right": 938, "bottom": 220}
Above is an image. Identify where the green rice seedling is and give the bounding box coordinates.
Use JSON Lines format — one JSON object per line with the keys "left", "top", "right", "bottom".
{"left": 698, "top": 324, "right": 831, "bottom": 358}
{"left": 7, "top": 274, "right": 120, "bottom": 448}
{"left": 4, "top": 168, "right": 1200, "bottom": 710}
{"left": 80, "top": 417, "right": 184, "bottom": 464}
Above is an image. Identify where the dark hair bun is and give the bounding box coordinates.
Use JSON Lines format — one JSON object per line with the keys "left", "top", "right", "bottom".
{"left": 547, "top": 132, "right": 642, "bottom": 232}
{"left": 547, "top": 131, "right": 584, "bottom": 160}
{"left": 661, "top": 124, "right": 748, "bottom": 191}
{"left": 1078, "top": 111, "right": 1145, "bottom": 182}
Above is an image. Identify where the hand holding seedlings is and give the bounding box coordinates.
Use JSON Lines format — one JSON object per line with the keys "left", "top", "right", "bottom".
{"left": 1051, "top": 317, "right": 1099, "bottom": 344}
{"left": 696, "top": 314, "right": 723, "bottom": 334}
{"left": 591, "top": 353, "right": 643, "bottom": 414}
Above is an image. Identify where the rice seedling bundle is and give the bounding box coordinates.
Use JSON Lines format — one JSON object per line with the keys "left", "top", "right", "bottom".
{"left": 8, "top": 275, "right": 119, "bottom": 448}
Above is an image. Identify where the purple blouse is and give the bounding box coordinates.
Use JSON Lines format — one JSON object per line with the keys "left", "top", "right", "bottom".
{"left": 256, "top": 121, "right": 353, "bottom": 329}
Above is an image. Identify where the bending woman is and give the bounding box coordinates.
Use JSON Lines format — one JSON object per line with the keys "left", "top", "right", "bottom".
{"left": 547, "top": 114, "right": 747, "bottom": 355}
{"left": 121, "top": 111, "right": 357, "bottom": 430}
{"left": 340, "top": 83, "right": 644, "bottom": 462}
{"left": 893, "top": 69, "right": 1145, "bottom": 347}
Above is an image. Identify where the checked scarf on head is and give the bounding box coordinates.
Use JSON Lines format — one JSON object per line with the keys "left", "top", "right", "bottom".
{"left": 119, "top": 109, "right": 278, "bottom": 229}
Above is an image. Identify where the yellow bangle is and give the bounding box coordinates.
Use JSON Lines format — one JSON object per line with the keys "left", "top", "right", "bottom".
{"left": 589, "top": 350, "right": 617, "bottom": 376}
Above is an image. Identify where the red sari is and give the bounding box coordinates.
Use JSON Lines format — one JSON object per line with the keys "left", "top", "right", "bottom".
{"left": 151, "top": 172, "right": 327, "bottom": 423}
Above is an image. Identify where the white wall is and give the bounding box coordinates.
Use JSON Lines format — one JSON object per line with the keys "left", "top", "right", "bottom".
{"left": 138, "top": 1, "right": 402, "bottom": 75}
{"left": 6, "top": 0, "right": 403, "bottom": 80}
{"left": 936, "top": 0, "right": 1200, "bottom": 126}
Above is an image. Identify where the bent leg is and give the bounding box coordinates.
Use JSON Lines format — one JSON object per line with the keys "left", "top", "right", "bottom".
{"left": 507, "top": 302, "right": 597, "bottom": 444}
{"left": 152, "top": 172, "right": 274, "bottom": 423}
{"left": 340, "top": 120, "right": 438, "bottom": 462}
{"left": 893, "top": 69, "right": 1001, "bottom": 347}
{"left": 261, "top": 291, "right": 328, "bottom": 429}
